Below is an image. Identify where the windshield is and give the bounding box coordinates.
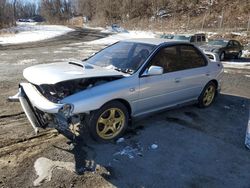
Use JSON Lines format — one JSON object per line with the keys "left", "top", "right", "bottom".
{"left": 173, "top": 35, "right": 191, "bottom": 41}
{"left": 85, "top": 42, "right": 155, "bottom": 74}
{"left": 208, "top": 40, "right": 228, "bottom": 46}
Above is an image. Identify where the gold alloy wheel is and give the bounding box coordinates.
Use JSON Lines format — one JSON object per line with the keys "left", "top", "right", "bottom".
{"left": 203, "top": 85, "right": 215, "bottom": 106}
{"left": 96, "top": 108, "right": 125, "bottom": 139}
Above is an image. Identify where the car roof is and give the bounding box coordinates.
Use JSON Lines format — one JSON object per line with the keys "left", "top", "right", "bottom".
{"left": 123, "top": 38, "right": 191, "bottom": 46}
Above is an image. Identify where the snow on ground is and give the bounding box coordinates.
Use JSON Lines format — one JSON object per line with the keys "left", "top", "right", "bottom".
{"left": 222, "top": 61, "right": 250, "bottom": 70}
{"left": 86, "top": 30, "right": 156, "bottom": 45}
{"left": 0, "top": 24, "right": 74, "bottom": 45}
{"left": 242, "top": 50, "right": 250, "bottom": 58}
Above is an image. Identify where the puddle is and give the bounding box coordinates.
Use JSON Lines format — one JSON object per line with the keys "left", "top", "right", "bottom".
{"left": 33, "top": 157, "right": 75, "bottom": 186}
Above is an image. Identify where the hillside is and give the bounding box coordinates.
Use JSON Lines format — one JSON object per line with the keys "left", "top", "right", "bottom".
{"left": 86, "top": 0, "right": 250, "bottom": 32}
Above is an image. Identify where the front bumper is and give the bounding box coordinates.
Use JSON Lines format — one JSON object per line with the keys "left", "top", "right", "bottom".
{"left": 9, "top": 83, "right": 64, "bottom": 133}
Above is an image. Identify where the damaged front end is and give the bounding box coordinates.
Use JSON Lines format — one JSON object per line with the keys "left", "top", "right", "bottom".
{"left": 9, "top": 83, "right": 79, "bottom": 134}
{"left": 8, "top": 76, "right": 121, "bottom": 135}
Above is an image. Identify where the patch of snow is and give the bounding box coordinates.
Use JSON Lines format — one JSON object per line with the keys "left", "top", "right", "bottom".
{"left": 83, "top": 24, "right": 105, "bottom": 31}
{"left": 150, "top": 144, "right": 158, "bottom": 149}
{"left": 206, "top": 32, "right": 218, "bottom": 38}
{"left": 60, "top": 46, "right": 73, "bottom": 51}
{"left": 114, "top": 143, "right": 143, "bottom": 159}
{"left": 224, "top": 106, "right": 231, "bottom": 110}
{"left": 0, "top": 25, "right": 74, "bottom": 45}
{"left": 53, "top": 50, "right": 64, "bottom": 54}
{"left": 33, "top": 157, "right": 75, "bottom": 186}
{"left": 86, "top": 30, "right": 156, "bottom": 45}
{"left": 68, "top": 42, "right": 85, "bottom": 46}
{"left": 231, "top": 32, "right": 247, "bottom": 37}
{"left": 16, "top": 59, "right": 38, "bottom": 65}
{"left": 116, "top": 137, "right": 125, "bottom": 143}
{"left": 101, "top": 25, "right": 128, "bottom": 33}
{"left": 222, "top": 61, "right": 250, "bottom": 70}
{"left": 245, "top": 75, "right": 250, "bottom": 78}
{"left": 242, "top": 50, "right": 250, "bottom": 58}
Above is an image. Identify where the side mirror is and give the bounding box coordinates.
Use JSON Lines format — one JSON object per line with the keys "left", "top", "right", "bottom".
{"left": 143, "top": 65, "right": 163, "bottom": 76}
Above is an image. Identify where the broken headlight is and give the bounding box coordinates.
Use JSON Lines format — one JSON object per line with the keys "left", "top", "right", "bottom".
{"left": 59, "top": 104, "right": 74, "bottom": 118}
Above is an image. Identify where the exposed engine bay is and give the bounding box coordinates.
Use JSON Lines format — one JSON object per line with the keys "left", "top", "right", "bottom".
{"left": 35, "top": 76, "right": 122, "bottom": 103}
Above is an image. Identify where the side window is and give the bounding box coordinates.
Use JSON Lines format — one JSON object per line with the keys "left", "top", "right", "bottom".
{"left": 190, "top": 36, "right": 195, "bottom": 42}
{"left": 149, "top": 46, "right": 180, "bottom": 73}
{"left": 233, "top": 41, "right": 239, "bottom": 47}
{"left": 180, "top": 45, "right": 206, "bottom": 69}
{"left": 202, "top": 35, "right": 206, "bottom": 42}
{"left": 228, "top": 41, "right": 233, "bottom": 47}
{"left": 197, "top": 35, "right": 202, "bottom": 42}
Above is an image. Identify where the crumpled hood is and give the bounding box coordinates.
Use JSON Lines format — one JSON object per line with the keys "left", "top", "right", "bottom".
{"left": 23, "top": 61, "right": 126, "bottom": 85}
{"left": 200, "top": 45, "right": 222, "bottom": 52}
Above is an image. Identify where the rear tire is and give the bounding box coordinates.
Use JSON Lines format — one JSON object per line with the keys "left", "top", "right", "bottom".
{"left": 198, "top": 82, "right": 217, "bottom": 108}
{"left": 235, "top": 51, "right": 242, "bottom": 59}
{"left": 87, "top": 101, "right": 128, "bottom": 142}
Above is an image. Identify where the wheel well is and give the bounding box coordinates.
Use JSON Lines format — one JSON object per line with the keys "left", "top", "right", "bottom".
{"left": 210, "top": 79, "right": 218, "bottom": 89}
{"left": 115, "top": 99, "right": 132, "bottom": 116}
{"left": 104, "top": 99, "right": 132, "bottom": 117}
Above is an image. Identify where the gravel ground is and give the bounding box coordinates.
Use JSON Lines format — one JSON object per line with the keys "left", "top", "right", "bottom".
{"left": 0, "top": 28, "right": 250, "bottom": 188}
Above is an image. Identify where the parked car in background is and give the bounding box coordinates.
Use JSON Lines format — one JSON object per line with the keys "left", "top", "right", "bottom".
{"left": 161, "top": 33, "right": 207, "bottom": 46}
{"left": 200, "top": 39, "right": 243, "bottom": 61}
{"left": 9, "top": 39, "right": 223, "bottom": 142}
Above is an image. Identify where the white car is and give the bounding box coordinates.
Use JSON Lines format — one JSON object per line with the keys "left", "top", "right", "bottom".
{"left": 9, "top": 38, "right": 223, "bottom": 141}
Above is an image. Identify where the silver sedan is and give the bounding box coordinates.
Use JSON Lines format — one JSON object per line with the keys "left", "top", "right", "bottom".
{"left": 9, "top": 38, "right": 223, "bottom": 141}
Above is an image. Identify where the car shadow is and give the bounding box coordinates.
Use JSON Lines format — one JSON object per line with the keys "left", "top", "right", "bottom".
{"left": 54, "top": 93, "right": 250, "bottom": 187}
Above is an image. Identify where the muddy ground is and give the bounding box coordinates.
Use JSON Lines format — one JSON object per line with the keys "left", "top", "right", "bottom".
{"left": 0, "top": 28, "right": 250, "bottom": 188}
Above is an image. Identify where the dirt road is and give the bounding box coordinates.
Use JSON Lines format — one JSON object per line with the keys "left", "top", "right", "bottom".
{"left": 0, "top": 28, "right": 250, "bottom": 188}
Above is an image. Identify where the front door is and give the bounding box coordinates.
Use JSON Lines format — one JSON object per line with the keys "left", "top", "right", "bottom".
{"left": 134, "top": 44, "right": 209, "bottom": 116}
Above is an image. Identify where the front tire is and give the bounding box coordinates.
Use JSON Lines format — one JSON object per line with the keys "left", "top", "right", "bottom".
{"left": 198, "top": 82, "right": 217, "bottom": 108}
{"left": 88, "top": 101, "right": 128, "bottom": 142}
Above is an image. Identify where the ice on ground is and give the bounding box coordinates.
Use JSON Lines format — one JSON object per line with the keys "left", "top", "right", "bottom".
{"left": 0, "top": 24, "right": 74, "bottom": 45}
{"left": 33, "top": 157, "right": 75, "bottom": 186}
{"left": 116, "top": 137, "right": 125, "bottom": 143}
{"left": 114, "top": 143, "right": 143, "bottom": 159}
{"left": 86, "top": 30, "right": 156, "bottom": 45}
{"left": 150, "top": 144, "right": 158, "bottom": 149}
{"left": 224, "top": 106, "right": 231, "bottom": 110}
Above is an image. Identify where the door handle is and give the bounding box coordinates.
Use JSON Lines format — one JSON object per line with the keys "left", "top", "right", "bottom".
{"left": 206, "top": 72, "right": 210, "bottom": 76}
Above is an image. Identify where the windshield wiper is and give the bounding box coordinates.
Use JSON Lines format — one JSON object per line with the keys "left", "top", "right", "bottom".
{"left": 114, "top": 68, "right": 134, "bottom": 74}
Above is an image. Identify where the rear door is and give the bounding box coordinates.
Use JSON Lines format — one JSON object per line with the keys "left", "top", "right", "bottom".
{"left": 226, "top": 40, "right": 236, "bottom": 56}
